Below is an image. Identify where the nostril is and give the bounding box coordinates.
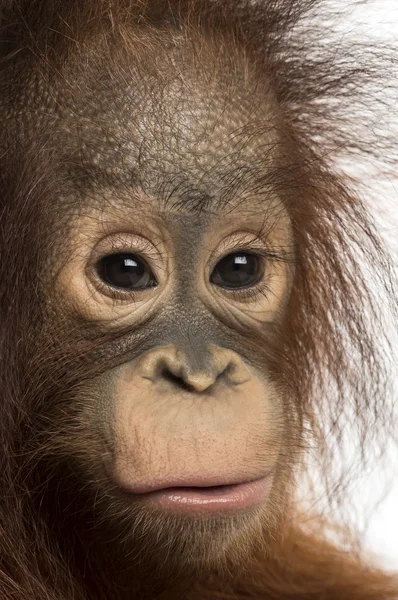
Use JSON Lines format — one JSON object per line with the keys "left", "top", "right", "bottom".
{"left": 160, "top": 368, "right": 196, "bottom": 392}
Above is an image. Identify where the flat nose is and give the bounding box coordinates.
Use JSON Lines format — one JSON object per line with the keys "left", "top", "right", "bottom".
{"left": 138, "top": 345, "right": 248, "bottom": 393}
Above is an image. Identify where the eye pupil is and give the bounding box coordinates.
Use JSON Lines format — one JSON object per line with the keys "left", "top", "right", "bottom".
{"left": 210, "top": 253, "right": 263, "bottom": 289}
{"left": 96, "top": 253, "right": 157, "bottom": 290}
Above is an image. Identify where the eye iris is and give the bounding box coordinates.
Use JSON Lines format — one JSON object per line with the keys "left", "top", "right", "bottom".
{"left": 211, "top": 253, "right": 263, "bottom": 289}
{"left": 96, "top": 254, "right": 156, "bottom": 290}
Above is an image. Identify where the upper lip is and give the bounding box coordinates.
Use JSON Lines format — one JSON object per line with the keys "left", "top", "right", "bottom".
{"left": 128, "top": 475, "right": 268, "bottom": 495}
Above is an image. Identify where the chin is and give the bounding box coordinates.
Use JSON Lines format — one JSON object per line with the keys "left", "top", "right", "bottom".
{"left": 96, "top": 491, "right": 272, "bottom": 576}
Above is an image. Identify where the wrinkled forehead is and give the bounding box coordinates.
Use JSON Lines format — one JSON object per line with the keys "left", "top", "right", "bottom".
{"left": 51, "top": 32, "right": 280, "bottom": 214}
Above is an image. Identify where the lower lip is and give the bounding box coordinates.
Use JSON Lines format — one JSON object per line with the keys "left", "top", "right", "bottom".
{"left": 136, "top": 477, "right": 272, "bottom": 514}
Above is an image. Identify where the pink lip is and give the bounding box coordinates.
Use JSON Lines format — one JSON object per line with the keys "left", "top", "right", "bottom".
{"left": 122, "top": 475, "right": 267, "bottom": 495}
{"left": 133, "top": 476, "right": 272, "bottom": 514}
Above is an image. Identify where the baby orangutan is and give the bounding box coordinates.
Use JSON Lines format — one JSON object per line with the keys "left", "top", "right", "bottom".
{"left": 0, "top": 0, "right": 397, "bottom": 598}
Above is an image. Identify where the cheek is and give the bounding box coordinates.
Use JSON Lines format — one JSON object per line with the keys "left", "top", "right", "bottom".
{"left": 107, "top": 362, "right": 285, "bottom": 492}
{"left": 55, "top": 376, "right": 117, "bottom": 477}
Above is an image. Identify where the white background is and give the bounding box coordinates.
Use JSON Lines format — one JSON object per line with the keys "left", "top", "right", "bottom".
{"left": 320, "top": 0, "right": 398, "bottom": 569}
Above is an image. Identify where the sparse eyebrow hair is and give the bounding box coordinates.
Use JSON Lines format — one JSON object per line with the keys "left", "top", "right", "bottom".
{"left": 65, "top": 156, "right": 281, "bottom": 216}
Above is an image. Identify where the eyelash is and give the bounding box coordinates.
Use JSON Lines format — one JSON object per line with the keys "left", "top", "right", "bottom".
{"left": 92, "top": 276, "right": 155, "bottom": 303}
{"left": 227, "top": 284, "right": 271, "bottom": 303}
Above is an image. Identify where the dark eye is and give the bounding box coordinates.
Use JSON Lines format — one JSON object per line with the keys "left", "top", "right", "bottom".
{"left": 210, "top": 253, "right": 264, "bottom": 290}
{"left": 96, "top": 253, "right": 157, "bottom": 291}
